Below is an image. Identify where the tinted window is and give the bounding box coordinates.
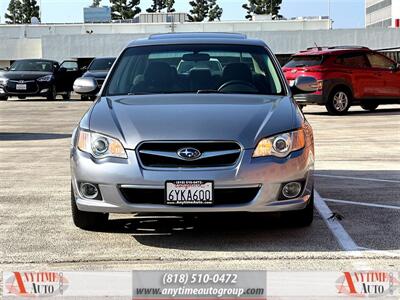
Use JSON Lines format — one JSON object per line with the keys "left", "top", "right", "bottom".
{"left": 10, "top": 60, "right": 54, "bottom": 72}
{"left": 88, "top": 58, "right": 116, "bottom": 71}
{"left": 106, "top": 44, "right": 284, "bottom": 96}
{"left": 60, "top": 61, "right": 79, "bottom": 71}
{"left": 367, "top": 53, "right": 395, "bottom": 69}
{"left": 336, "top": 53, "right": 369, "bottom": 68}
{"left": 284, "top": 56, "right": 323, "bottom": 68}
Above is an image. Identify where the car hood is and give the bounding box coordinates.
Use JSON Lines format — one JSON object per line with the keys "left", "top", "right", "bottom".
{"left": 1, "top": 71, "right": 52, "bottom": 80}
{"left": 83, "top": 70, "right": 109, "bottom": 79}
{"left": 88, "top": 94, "right": 296, "bottom": 149}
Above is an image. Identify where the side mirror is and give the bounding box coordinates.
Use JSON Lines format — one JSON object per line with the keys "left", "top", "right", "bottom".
{"left": 73, "top": 77, "right": 98, "bottom": 94}
{"left": 291, "top": 76, "right": 318, "bottom": 95}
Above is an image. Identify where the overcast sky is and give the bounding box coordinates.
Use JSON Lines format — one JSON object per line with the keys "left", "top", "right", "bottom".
{"left": 0, "top": 0, "right": 365, "bottom": 28}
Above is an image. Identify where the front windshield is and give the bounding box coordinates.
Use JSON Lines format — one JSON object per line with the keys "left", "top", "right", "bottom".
{"left": 10, "top": 60, "right": 54, "bottom": 72}
{"left": 106, "top": 44, "right": 284, "bottom": 96}
{"left": 88, "top": 58, "right": 115, "bottom": 71}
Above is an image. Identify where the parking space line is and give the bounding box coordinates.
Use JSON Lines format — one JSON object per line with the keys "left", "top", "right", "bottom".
{"left": 315, "top": 174, "right": 400, "bottom": 184}
{"left": 324, "top": 198, "right": 400, "bottom": 210}
{"left": 314, "top": 190, "right": 360, "bottom": 251}
{"left": 314, "top": 190, "right": 373, "bottom": 270}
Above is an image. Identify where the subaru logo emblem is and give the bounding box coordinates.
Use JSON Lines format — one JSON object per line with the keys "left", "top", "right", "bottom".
{"left": 177, "top": 148, "right": 202, "bottom": 160}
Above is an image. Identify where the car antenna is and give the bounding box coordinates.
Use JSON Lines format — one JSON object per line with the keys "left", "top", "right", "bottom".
{"left": 314, "top": 42, "right": 322, "bottom": 51}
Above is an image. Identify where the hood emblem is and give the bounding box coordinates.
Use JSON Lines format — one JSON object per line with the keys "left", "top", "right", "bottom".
{"left": 18, "top": 80, "right": 25, "bottom": 83}
{"left": 177, "top": 148, "right": 202, "bottom": 160}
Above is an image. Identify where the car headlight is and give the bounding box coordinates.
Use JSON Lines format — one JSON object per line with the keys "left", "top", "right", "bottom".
{"left": 37, "top": 75, "right": 54, "bottom": 82}
{"left": 0, "top": 77, "right": 9, "bottom": 85}
{"left": 76, "top": 129, "right": 127, "bottom": 159}
{"left": 253, "top": 128, "right": 305, "bottom": 158}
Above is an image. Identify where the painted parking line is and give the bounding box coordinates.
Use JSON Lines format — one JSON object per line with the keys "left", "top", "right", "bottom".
{"left": 324, "top": 198, "right": 400, "bottom": 210}
{"left": 314, "top": 190, "right": 360, "bottom": 251}
{"left": 315, "top": 174, "right": 400, "bottom": 184}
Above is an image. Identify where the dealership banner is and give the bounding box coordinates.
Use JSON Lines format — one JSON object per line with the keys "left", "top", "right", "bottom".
{"left": 2, "top": 271, "right": 399, "bottom": 299}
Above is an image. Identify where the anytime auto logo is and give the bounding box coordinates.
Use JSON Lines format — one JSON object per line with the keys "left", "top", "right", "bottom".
{"left": 336, "top": 272, "right": 399, "bottom": 297}
{"left": 4, "top": 272, "right": 69, "bottom": 297}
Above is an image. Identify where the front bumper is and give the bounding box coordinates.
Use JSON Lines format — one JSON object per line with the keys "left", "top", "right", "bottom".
{"left": 71, "top": 147, "right": 314, "bottom": 214}
{"left": 294, "top": 93, "right": 326, "bottom": 105}
{"left": 0, "top": 81, "right": 52, "bottom": 97}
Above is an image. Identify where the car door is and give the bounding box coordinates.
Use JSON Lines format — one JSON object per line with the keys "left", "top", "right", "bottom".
{"left": 335, "top": 52, "right": 379, "bottom": 99}
{"left": 366, "top": 52, "right": 400, "bottom": 98}
{"left": 55, "top": 60, "right": 81, "bottom": 92}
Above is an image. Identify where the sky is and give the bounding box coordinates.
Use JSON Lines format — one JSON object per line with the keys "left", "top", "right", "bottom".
{"left": 0, "top": 0, "right": 365, "bottom": 28}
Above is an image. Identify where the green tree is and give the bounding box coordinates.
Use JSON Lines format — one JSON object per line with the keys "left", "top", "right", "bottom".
{"left": 91, "top": 0, "right": 102, "bottom": 7}
{"left": 110, "top": 0, "right": 141, "bottom": 20}
{"left": 242, "top": 0, "right": 282, "bottom": 20}
{"left": 21, "top": 0, "right": 40, "bottom": 23}
{"left": 4, "top": 0, "right": 23, "bottom": 24}
{"left": 146, "top": 0, "right": 175, "bottom": 13}
{"left": 208, "top": 0, "right": 222, "bottom": 21}
{"left": 188, "top": 0, "right": 208, "bottom": 22}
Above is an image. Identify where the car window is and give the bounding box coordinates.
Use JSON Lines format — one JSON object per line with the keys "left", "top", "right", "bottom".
{"left": 336, "top": 53, "right": 369, "bottom": 68}
{"left": 88, "top": 58, "right": 116, "bottom": 71}
{"left": 367, "top": 53, "right": 395, "bottom": 69}
{"left": 284, "top": 56, "right": 323, "bottom": 68}
{"left": 10, "top": 60, "right": 54, "bottom": 72}
{"left": 106, "top": 44, "right": 284, "bottom": 96}
{"left": 60, "top": 61, "right": 79, "bottom": 71}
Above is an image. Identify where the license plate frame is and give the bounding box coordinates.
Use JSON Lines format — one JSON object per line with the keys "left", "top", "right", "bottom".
{"left": 165, "top": 180, "right": 214, "bottom": 206}
{"left": 16, "top": 84, "right": 27, "bottom": 90}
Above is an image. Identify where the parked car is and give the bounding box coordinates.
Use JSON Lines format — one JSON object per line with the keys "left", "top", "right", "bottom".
{"left": 283, "top": 46, "right": 400, "bottom": 115}
{"left": 0, "top": 59, "right": 82, "bottom": 101}
{"left": 71, "top": 33, "right": 317, "bottom": 231}
{"left": 80, "top": 57, "right": 116, "bottom": 100}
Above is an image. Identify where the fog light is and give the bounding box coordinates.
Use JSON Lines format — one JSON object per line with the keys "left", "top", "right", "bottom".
{"left": 0, "top": 88, "right": 5, "bottom": 94}
{"left": 282, "top": 182, "right": 302, "bottom": 199}
{"left": 80, "top": 183, "right": 99, "bottom": 199}
{"left": 40, "top": 88, "right": 49, "bottom": 93}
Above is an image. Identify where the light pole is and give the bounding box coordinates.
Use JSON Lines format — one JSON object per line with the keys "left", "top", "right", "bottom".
{"left": 328, "top": 0, "right": 332, "bottom": 29}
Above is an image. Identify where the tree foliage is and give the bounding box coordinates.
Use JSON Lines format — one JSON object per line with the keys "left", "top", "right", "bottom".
{"left": 146, "top": 0, "right": 175, "bottom": 13}
{"left": 242, "top": 0, "right": 282, "bottom": 20}
{"left": 189, "top": 0, "right": 222, "bottom": 22}
{"left": 5, "top": 0, "right": 40, "bottom": 24}
{"left": 208, "top": 0, "right": 222, "bottom": 21}
{"left": 110, "top": 0, "right": 141, "bottom": 20}
{"left": 91, "top": 0, "right": 102, "bottom": 7}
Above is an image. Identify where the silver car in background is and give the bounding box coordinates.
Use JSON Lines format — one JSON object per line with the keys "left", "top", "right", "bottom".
{"left": 71, "top": 33, "right": 317, "bottom": 230}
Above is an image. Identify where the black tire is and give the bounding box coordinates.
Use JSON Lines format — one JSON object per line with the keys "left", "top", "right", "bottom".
{"left": 281, "top": 191, "right": 314, "bottom": 227}
{"left": 81, "top": 95, "right": 88, "bottom": 101}
{"left": 18, "top": 96, "right": 26, "bottom": 99}
{"left": 326, "top": 87, "right": 352, "bottom": 115}
{"left": 0, "top": 95, "right": 8, "bottom": 101}
{"left": 71, "top": 184, "right": 108, "bottom": 231}
{"left": 46, "top": 85, "right": 57, "bottom": 101}
{"left": 62, "top": 91, "right": 71, "bottom": 100}
{"left": 89, "top": 95, "right": 97, "bottom": 101}
{"left": 361, "top": 103, "right": 379, "bottom": 111}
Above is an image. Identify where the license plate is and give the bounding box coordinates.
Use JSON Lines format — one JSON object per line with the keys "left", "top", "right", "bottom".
{"left": 16, "top": 84, "right": 27, "bottom": 90}
{"left": 165, "top": 180, "right": 213, "bottom": 205}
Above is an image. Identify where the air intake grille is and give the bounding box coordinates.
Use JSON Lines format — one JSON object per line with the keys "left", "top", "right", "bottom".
{"left": 137, "top": 142, "right": 241, "bottom": 168}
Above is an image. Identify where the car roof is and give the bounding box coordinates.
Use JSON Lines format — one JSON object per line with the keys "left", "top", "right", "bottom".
{"left": 293, "top": 46, "right": 372, "bottom": 56}
{"left": 14, "top": 59, "right": 59, "bottom": 63}
{"left": 92, "top": 57, "right": 116, "bottom": 60}
{"left": 127, "top": 32, "right": 267, "bottom": 48}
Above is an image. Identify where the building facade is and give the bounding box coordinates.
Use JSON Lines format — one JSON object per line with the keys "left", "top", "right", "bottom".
{"left": 366, "top": 0, "right": 400, "bottom": 28}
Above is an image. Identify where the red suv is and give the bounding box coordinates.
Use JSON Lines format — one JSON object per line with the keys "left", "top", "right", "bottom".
{"left": 283, "top": 46, "right": 400, "bottom": 115}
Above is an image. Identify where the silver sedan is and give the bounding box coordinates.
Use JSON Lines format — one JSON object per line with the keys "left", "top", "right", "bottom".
{"left": 71, "top": 33, "right": 317, "bottom": 230}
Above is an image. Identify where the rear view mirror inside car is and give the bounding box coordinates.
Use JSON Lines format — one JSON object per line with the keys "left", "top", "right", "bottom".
{"left": 182, "top": 53, "right": 210, "bottom": 62}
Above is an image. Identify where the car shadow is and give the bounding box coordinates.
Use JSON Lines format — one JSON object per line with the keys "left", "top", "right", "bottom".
{"left": 99, "top": 212, "right": 329, "bottom": 252}
{"left": 0, "top": 132, "right": 71, "bottom": 141}
{"left": 304, "top": 107, "right": 400, "bottom": 116}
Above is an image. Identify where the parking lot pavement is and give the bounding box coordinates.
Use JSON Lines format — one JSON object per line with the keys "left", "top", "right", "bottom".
{"left": 0, "top": 98, "right": 399, "bottom": 270}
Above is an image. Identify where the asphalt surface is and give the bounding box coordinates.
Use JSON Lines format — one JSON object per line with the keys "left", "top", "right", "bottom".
{"left": 0, "top": 97, "right": 399, "bottom": 271}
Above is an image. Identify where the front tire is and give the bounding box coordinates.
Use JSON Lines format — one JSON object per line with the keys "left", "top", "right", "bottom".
{"left": 326, "top": 87, "right": 352, "bottom": 115}
{"left": 361, "top": 103, "right": 379, "bottom": 111}
{"left": 281, "top": 191, "right": 314, "bottom": 227}
{"left": 62, "top": 91, "right": 71, "bottom": 100}
{"left": 46, "top": 85, "right": 57, "bottom": 100}
{"left": 0, "top": 95, "right": 8, "bottom": 101}
{"left": 71, "top": 185, "right": 108, "bottom": 231}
